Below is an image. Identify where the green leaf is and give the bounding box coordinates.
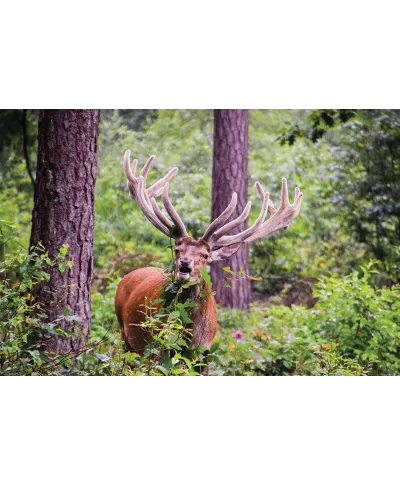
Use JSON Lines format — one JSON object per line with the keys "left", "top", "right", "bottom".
{"left": 177, "top": 304, "right": 192, "bottom": 323}
{"left": 122, "top": 352, "right": 141, "bottom": 362}
{"left": 210, "top": 342, "right": 219, "bottom": 353}
{"left": 155, "top": 365, "right": 168, "bottom": 375}
{"left": 58, "top": 244, "right": 69, "bottom": 258}
{"left": 171, "top": 368, "right": 186, "bottom": 375}
{"left": 182, "top": 279, "right": 198, "bottom": 288}
{"left": 168, "top": 310, "right": 180, "bottom": 322}
{"left": 223, "top": 266, "right": 234, "bottom": 275}
{"left": 199, "top": 267, "right": 212, "bottom": 287}
{"left": 161, "top": 354, "right": 172, "bottom": 371}
{"left": 63, "top": 330, "right": 77, "bottom": 337}
{"left": 152, "top": 297, "right": 164, "bottom": 304}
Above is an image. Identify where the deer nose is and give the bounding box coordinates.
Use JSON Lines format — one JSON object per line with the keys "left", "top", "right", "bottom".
{"left": 179, "top": 259, "right": 192, "bottom": 274}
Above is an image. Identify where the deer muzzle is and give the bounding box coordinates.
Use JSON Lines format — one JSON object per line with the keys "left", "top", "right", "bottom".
{"left": 177, "top": 259, "right": 192, "bottom": 280}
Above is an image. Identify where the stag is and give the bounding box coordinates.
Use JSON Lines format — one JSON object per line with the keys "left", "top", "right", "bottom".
{"left": 115, "top": 151, "right": 303, "bottom": 358}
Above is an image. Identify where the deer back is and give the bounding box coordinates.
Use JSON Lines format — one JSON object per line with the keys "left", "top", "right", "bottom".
{"left": 115, "top": 267, "right": 168, "bottom": 353}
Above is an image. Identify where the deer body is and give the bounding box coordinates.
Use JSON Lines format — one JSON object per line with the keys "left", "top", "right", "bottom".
{"left": 115, "top": 267, "right": 167, "bottom": 353}
{"left": 115, "top": 266, "right": 218, "bottom": 353}
{"left": 115, "top": 151, "right": 303, "bottom": 357}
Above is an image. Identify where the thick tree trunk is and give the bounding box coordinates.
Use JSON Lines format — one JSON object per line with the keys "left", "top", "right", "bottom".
{"left": 30, "top": 109, "right": 100, "bottom": 355}
{"left": 210, "top": 109, "right": 250, "bottom": 309}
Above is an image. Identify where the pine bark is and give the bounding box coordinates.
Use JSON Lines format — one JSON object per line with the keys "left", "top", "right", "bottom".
{"left": 210, "top": 109, "right": 250, "bottom": 309}
{"left": 30, "top": 109, "right": 100, "bottom": 355}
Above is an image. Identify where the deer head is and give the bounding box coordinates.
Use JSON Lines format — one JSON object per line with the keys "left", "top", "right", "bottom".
{"left": 123, "top": 150, "right": 303, "bottom": 284}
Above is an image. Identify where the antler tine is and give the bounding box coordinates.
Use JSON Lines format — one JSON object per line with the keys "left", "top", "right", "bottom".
{"left": 280, "top": 177, "right": 289, "bottom": 209}
{"left": 245, "top": 179, "right": 303, "bottom": 243}
{"left": 139, "top": 153, "right": 178, "bottom": 198}
{"left": 150, "top": 197, "right": 174, "bottom": 230}
{"left": 162, "top": 183, "right": 188, "bottom": 237}
{"left": 208, "top": 178, "right": 302, "bottom": 249}
{"left": 123, "top": 175, "right": 169, "bottom": 237}
{"left": 202, "top": 192, "right": 238, "bottom": 242}
{"left": 123, "top": 150, "right": 137, "bottom": 188}
{"left": 123, "top": 150, "right": 184, "bottom": 238}
{"left": 147, "top": 167, "right": 178, "bottom": 198}
{"left": 211, "top": 182, "right": 270, "bottom": 247}
{"left": 209, "top": 201, "right": 252, "bottom": 244}
{"left": 139, "top": 155, "right": 155, "bottom": 181}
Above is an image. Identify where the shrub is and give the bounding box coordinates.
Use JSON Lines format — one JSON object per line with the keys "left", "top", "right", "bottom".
{"left": 0, "top": 230, "right": 210, "bottom": 375}
{"left": 313, "top": 263, "right": 400, "bottom": 375}
{"left": 0, "top": 237, "right": 74, "bottom": 375}
{"left": 211, "top": 263, "right": 398, "bottom": 375}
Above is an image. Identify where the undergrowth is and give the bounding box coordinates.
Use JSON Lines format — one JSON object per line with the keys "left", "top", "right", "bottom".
{"left": 1, "top": 225, "right": 398, "bottom": 376}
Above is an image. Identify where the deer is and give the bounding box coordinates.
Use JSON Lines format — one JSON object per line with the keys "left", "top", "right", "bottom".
{"left": 115, "top": 150, "right": 303, "bottom": 366}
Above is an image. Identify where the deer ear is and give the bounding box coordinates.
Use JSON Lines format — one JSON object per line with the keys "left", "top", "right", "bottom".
{"left": 210, "top": 243, "right": 243, "bottom": 261}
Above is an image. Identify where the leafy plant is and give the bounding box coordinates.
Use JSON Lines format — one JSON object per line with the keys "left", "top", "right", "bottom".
{"left": 0, "top": 230, "right": 76, "bottom": 375}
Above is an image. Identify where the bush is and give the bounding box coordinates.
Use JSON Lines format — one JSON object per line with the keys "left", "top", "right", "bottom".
{"left": 313, "top": 263, "right": 400, "bottom": 375}
{"left": 0, "top": 232, "right": 210, "bottom": 375}
{"left": 0, "top": 236, "right": 74, "bottom": 375}
{"left": 1, "top": 224, "right": 397, "bottom": 377}
{"left": 211, "top": 263, "right": 398, "bottom": 375}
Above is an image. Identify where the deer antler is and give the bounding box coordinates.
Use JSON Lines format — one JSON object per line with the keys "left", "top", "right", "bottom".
{"left": 245, "top": 179, "right": 302, "bottom": 243}
{"left": 203, "top": 178, "right": 303, "bottom": 248}
{"left": 123, "top": 150, "right": 188, "bottom": 238}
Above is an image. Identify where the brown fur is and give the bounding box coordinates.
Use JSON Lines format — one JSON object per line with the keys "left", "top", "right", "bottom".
{"left": 115, "top": 266, "right": 218, "bottom": 355}
{"left": 115, "top": 267, "right": 168, "bottom": 353}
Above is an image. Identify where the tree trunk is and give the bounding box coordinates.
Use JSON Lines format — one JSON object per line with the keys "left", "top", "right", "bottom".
{"left": 210, "top": 109, "right": 250, "bottom": 309}
{"left": 30, "top": 109, "right": 100, "bottom": 355}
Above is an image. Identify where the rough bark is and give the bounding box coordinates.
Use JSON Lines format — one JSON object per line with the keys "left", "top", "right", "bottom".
{"left": 210, "top": 109, "right": 250, "bottom": 309}
{"left": 30, "top": 109, "right": 100, "bottom": 355}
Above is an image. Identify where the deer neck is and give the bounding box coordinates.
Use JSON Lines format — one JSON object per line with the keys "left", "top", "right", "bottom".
{"left": 178, "top": 281, "right": 216, "bottom": 349}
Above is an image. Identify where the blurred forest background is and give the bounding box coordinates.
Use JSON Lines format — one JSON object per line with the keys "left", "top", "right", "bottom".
{"left": 1, "top": 109, "right": 399, "bottom": 376}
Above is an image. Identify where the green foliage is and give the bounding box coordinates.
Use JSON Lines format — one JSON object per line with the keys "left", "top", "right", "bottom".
{"left": 0, "top": 229, "right": 210, "bottom": 375}
{"left": 313, "top": 264, "right": 400, "bottom": 375}
{"left": 329, "top": 111, "right": 400, "bottom": 267}
{"left": 1, "top": 109, "right": 400, "bottom": 375}
{"left": 210, "top": 263, "right": 398, "bottom": 375}
{"left": 0, "top": 110, "right": 37, "bottom": 253}
{"left": 276, "top": 109, "right": 356, "bottom": 145}
{"left": 0, "top": 233, "right": 74, "bottom": 375}
{"left": 1, "top": 230, "right": 398, "bottom": 376}
{"left": 96, "top": 110, "right": 213, "bottom": 261}
{"left": 2, "top": 108, "right": 398, "bottom": 293}
{"left": 122, "top": 276, "right": 212, "bottom": 376}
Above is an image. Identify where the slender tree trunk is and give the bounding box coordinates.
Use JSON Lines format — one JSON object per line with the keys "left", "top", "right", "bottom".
{"left": 30, "top": 109, "right": 100, "bottom": 355}
{"left": 210, "top": 109, "right": 250, "bottom": 309}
